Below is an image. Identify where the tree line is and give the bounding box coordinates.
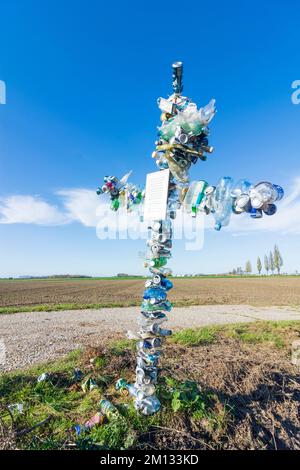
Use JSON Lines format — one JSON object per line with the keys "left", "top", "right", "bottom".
{"left": 232, "top": 245, "right": 283, "bottom": 275}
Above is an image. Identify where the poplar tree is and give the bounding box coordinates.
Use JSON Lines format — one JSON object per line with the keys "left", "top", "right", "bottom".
{"left": 274, "top": 245, "right": 283, "bottom": 274}
{"left": 269, "top": 251, "right": 275, "bottom": 275}
{"left": 264, "top": 254, "right": 269, "bottom": 275}
{"left": 257, "top": 257, "right": 262, "bottom": 275}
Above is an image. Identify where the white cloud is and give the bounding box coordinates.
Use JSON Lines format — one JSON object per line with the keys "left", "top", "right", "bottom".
{"left": 0, "top": 195, "right": 69, "bottom": 226}
{"left": 57, "top": 189, "right": 101, "bottom": 227}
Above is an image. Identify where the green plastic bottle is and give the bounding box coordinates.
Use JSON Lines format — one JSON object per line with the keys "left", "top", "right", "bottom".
{"left": 111, "top": 199, "right": 120, "bottom": 211}
{"left": 149, "top": 257, "right": 168, "bottom": 268}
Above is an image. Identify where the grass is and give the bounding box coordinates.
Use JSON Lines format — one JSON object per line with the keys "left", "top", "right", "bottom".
{"left": 171, "top": 321, "right": 300, "bottom": 348}
{"left": 171, "top": 326, "right": 220, "bottom": 346}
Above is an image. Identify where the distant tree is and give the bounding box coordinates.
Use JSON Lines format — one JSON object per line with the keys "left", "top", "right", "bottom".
{"left": 264, "top": 254, "right": 269, "bottom": 275}
{"left": 232, "top": 268, "right": 237, "bottom": 275}
{"left": 269, "top": 251, "right": 275, "bottom": 275}
{"left": 274, "top": 245, "right": 283, "bottom": 274}
{"left": 257, "top": 257, "right": 262, "bottom": 275}
{"left": 237, "top": 266, "right": 243, "bottom": 275}
{"left": 245, "top": 260, "right": 252, "bottom": 274}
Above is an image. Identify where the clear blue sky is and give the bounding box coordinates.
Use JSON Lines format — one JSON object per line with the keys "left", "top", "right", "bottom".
{"left": 0, "top": 0, "right": 300, "bottom": 277}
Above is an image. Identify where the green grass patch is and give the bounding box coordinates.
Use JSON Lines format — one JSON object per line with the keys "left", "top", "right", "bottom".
{"left": 224, "top": 321, "right": 300, "bottom": 348}
{"left": 170, "top": 321, "right": 300, "bottom": 349}
{"left": 171, "top": 326, "right": 220, "bottom": 346}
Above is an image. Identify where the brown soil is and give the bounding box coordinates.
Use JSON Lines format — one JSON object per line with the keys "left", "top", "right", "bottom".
{"left": 158, "top": 340, "right": 300, "bottom": 449}
{"left": 1, "top": 277, "right": 300, "bottom": 308}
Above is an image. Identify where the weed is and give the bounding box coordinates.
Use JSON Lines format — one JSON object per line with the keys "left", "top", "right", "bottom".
{"left": 171, "top": 326, "right": 219, "bottom": 346}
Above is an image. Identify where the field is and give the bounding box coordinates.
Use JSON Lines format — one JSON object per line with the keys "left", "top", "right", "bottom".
{"left": 1, "top": 277, "right": 300, "bottom": 313}
{"left": 1, "top": 321, "right": 300, "bottom": 450}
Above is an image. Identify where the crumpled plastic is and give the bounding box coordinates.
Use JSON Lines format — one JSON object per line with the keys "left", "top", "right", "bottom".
{"left": 158, "top": 99, "right": 216, "bottom": 141}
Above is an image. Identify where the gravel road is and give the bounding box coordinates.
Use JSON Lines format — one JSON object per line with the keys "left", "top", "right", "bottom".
{"left": 1, "top": 305, "right": 300, "bottom": 371}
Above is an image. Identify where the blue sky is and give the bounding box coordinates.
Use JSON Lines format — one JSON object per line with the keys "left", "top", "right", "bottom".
{"left": 0, "top": 0, "right": 300, "bottom": 277}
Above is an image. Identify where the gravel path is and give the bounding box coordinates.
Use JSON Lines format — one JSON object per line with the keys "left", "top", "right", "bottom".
{"left": 1, "top": 305, "right": 300, "bottom": 371}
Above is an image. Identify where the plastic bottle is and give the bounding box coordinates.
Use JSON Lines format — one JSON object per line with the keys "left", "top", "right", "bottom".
{"left": 146, "top": 257, "right": 168, "bottom": 269}
{"left": 115, "top": 379, "right": 138, "bottom": 398}
{"left": 183, "top": 180, "right": 208, "bottom": 216}
{"left": 250, "top": 182, "right": 277, "bottom": 208}
{"left": 99, "top": 399, "right": 119, "bottom": 417}
{"left": 231, "top": 179, "right": 252, "bottom": 198}
{"left": 212, "top": 177, "right": 234, "bottom": 230}
{"left": 111, "top": 199, "right": 120, "bottom": 211}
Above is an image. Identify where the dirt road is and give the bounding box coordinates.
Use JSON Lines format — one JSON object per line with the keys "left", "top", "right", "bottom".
{"left": 1, "top": 304, "right": 300, "bottom": 371}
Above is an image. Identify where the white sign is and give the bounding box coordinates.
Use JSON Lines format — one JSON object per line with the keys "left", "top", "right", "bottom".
{"left": 143, "top": 169, "right": 170, "bottom": 221}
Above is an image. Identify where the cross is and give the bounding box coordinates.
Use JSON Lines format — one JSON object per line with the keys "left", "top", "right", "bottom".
{"left": 96, "top": 62, "right": 284, "bottom": 415}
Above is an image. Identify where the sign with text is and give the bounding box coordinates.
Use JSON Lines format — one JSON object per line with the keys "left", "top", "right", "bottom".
{"left": 143, "top": 169, "right": 170, "bottom": 221}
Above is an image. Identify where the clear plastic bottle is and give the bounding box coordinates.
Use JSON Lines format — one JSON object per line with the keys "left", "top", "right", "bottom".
{"left": 231, "top": 179, "right": 252, "bottom": 198}
{"left": 212, "top": 177, "right": 234, "bottom": 230}
{"left": 250, "top": 182, "right": 277, "bottom": 208}
{"left": 183, "top": 180, "right": 208, "bottom": 216}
